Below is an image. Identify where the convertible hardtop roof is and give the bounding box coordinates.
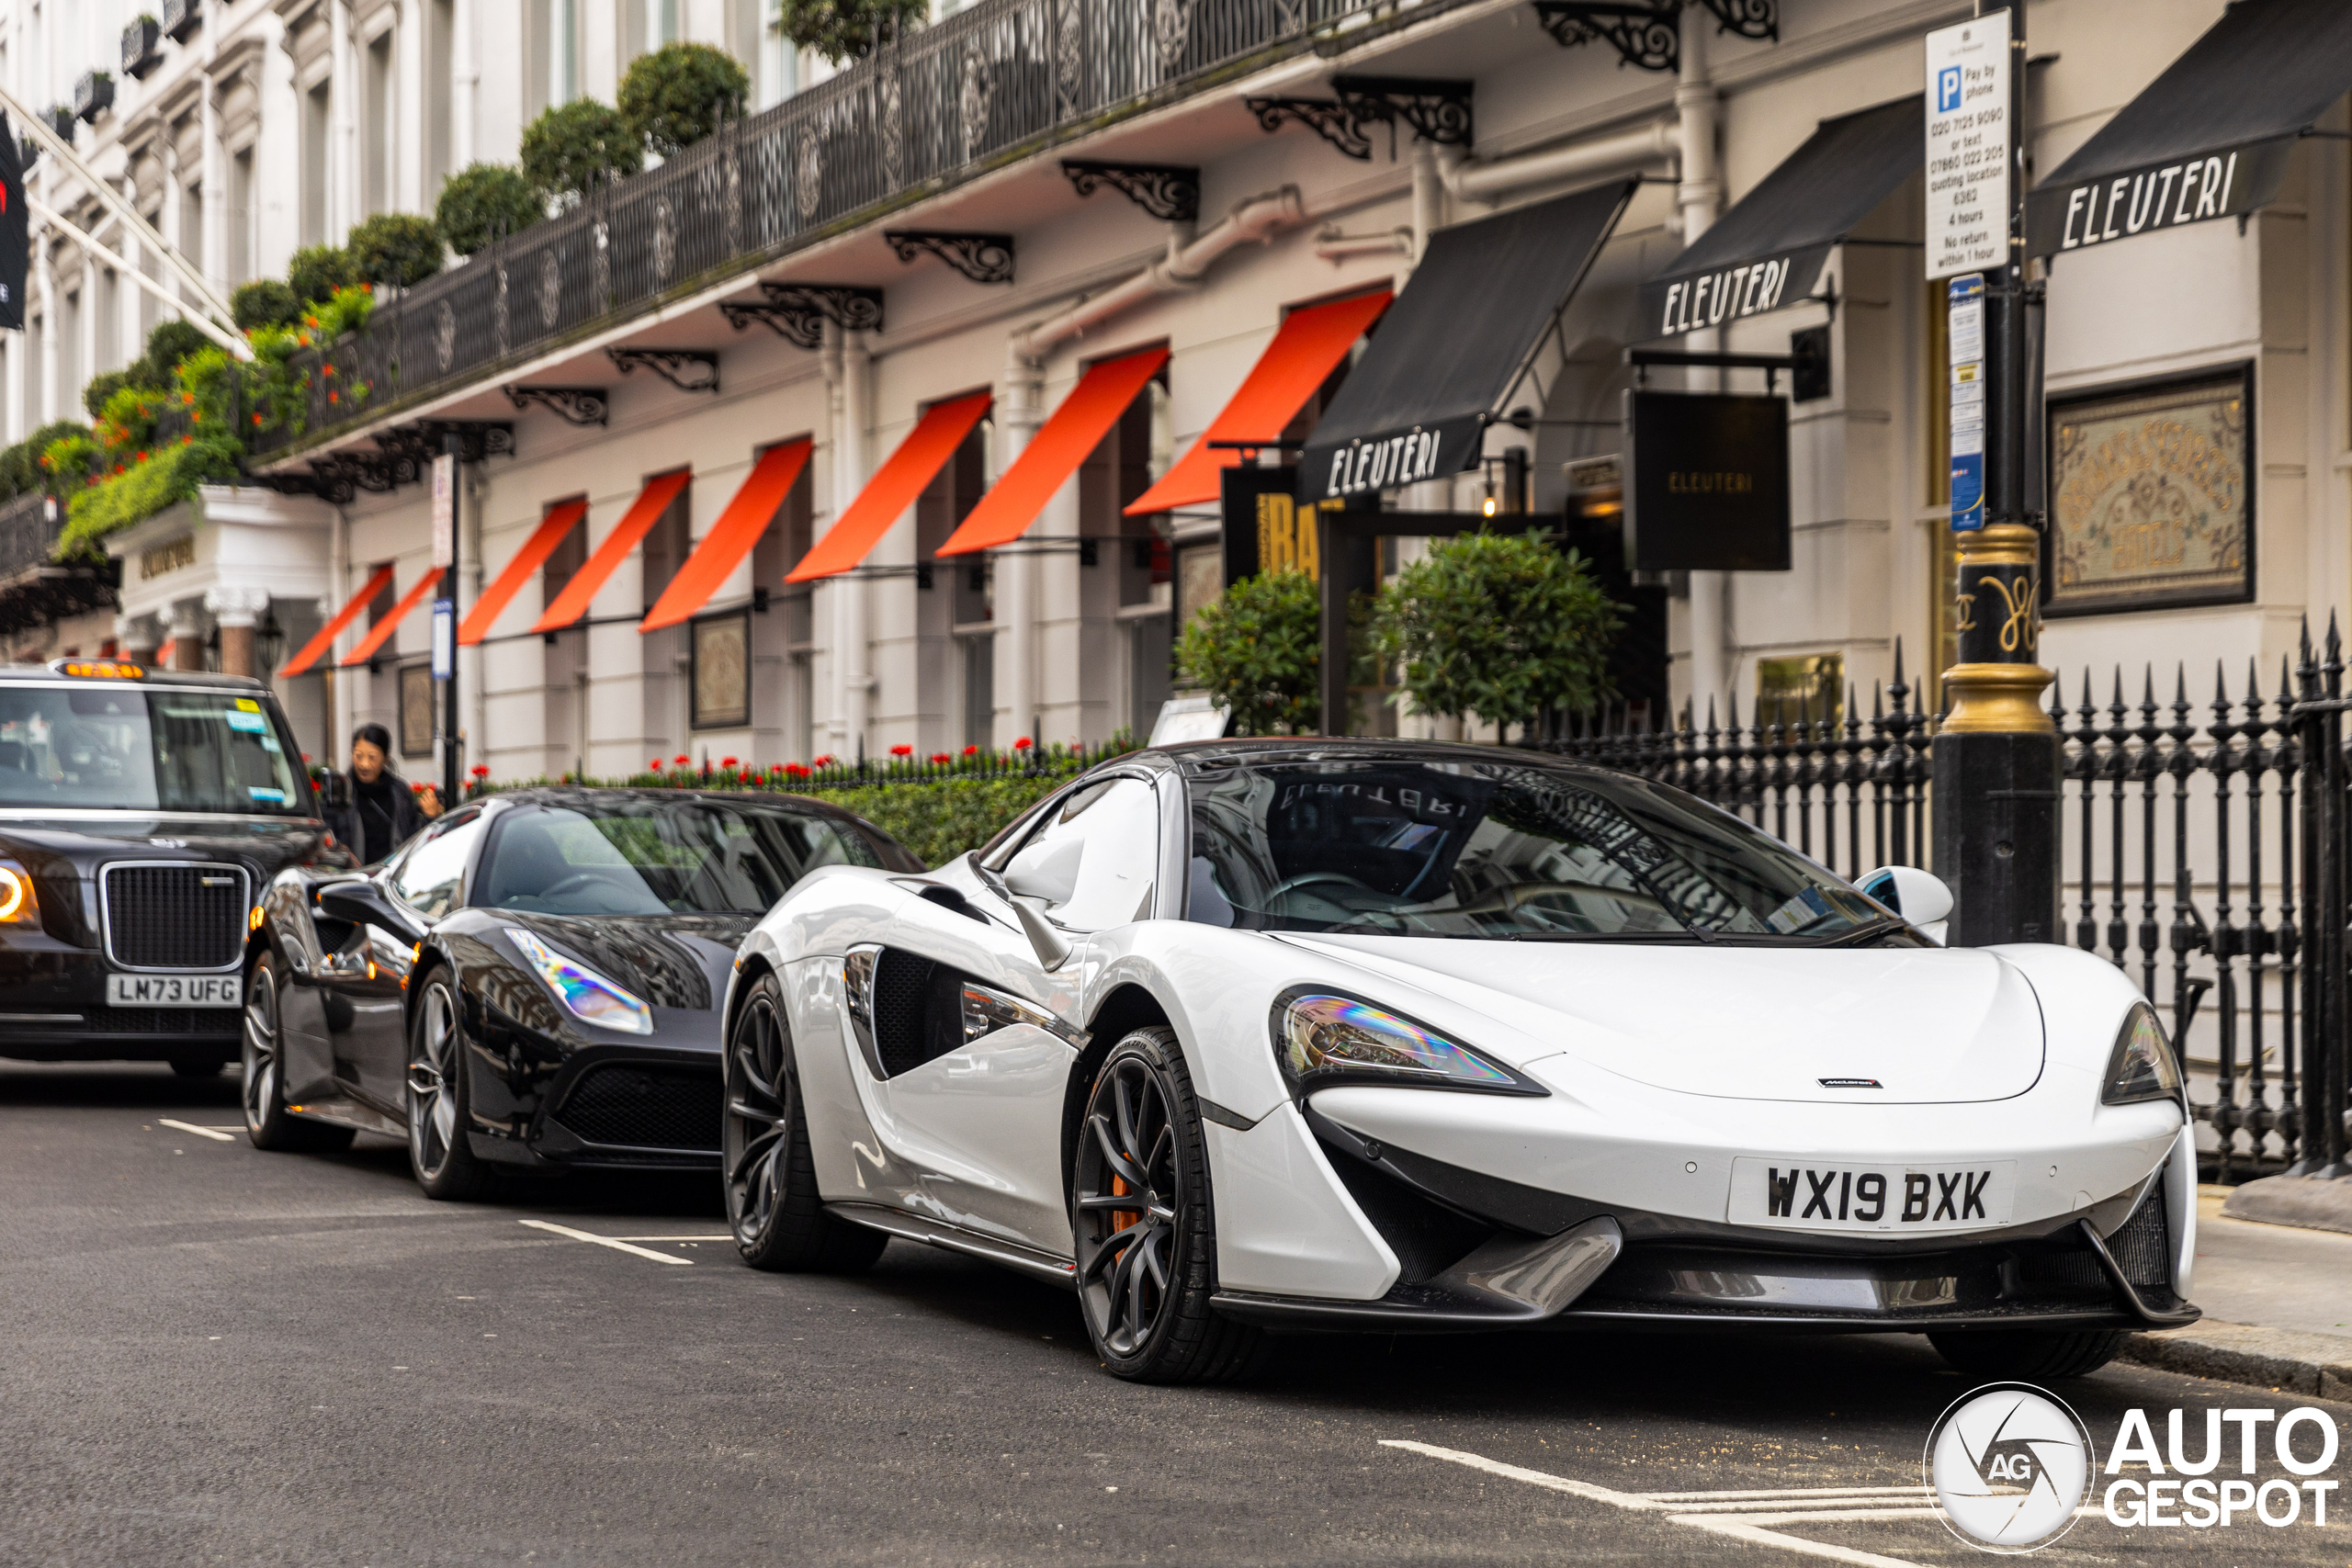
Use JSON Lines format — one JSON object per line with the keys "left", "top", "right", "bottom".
{"left": 1145, "top": 735, "right": 1620, "bottom": 780}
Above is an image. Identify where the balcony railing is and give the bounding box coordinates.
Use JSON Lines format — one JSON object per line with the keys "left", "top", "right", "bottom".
{"left": 253, "top": 0, "right": 1461, "bottom": 468}
{"left": 0, "top": 491, "right": 54, "bottom": 581}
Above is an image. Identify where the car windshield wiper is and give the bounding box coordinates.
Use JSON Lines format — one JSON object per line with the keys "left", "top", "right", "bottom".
{"left": 1497, "top": 928, "right": 1714, "bottom": 944}
{"left": 1812, "top": 916, "right": 1911, "bottom": 947}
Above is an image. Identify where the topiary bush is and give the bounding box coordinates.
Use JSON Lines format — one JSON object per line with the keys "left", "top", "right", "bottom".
{"left": 522, "top": 98, "right": 642, "bottom": 204}
{"left": 231, "top": 278, "right": 301, "bottom": 331}
{"left": 619, "top": 42, "right": 750, "bottom": 159}
{"left": 139, "top": 318, "right": 211, "bottom": 384}
{"left": 345, "top": 212, "right": 444, "bottom": 288}
{"left": 775, "top": 0, "right": 928, "bottom": 65}
{"left": 435, "top": 162, "right": 545, "bottom": 256}
{"left": 1176, "top": 568, "right": 1322, "bottom": 737}
{"left": 288, "top": 243, "right": 354, "bottom": 306}
{"left": 1371, "top": 530, "right": 1622, "bottom": 739}
{"left": 0, "top": 420, "right": 88, "bottom": 498}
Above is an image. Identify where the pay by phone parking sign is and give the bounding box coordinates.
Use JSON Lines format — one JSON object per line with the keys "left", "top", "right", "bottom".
{"left": 1926, "top": 11, "right": 2010, "bottom": 280}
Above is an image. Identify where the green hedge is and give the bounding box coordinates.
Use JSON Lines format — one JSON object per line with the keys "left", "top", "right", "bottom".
{"left": 819, "top": 775, "right": 1068, "bottom": 867}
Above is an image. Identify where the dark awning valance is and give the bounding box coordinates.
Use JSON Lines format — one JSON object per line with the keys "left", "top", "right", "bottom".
{"left": 1638, "top": 96, "right": 1921, "bottom": 341}
{"left": 2028, "top": 0, "right": 2352, "bottom": 256}
{"left": 1298, "top": 179, "right": 1634, "bottom": 504}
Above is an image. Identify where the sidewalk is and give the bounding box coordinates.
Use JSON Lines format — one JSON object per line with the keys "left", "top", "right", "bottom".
{"left": 2117, "top": 1186, "right": 2352, "bottom": 1397}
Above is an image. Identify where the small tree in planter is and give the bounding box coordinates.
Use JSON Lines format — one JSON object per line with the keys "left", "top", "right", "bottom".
{"left": 522, "top": 98, "right": 643, "bottom": 205}
{"left": 618, "top": 42, "right": 750, "bottom": 159}
{"left": 231, "top": 279, "right": 302, "bottom": 331}
{"left": 345, "top": 212, "right": 444, "bottom": 288}
{"left": 288, "top": 243, "right": 356, "bottom": 306}
{"left": 1176, "top": 569, "right": 1321, "bottom": 737}
{"left": 1371, "top": 531, "right": 1622, "bottom": 740}
{"left": 435, "top": 163, "right": 545, "bottom": 256}
{"left": 775, "top": 0, "right": 929, "bottom": 65}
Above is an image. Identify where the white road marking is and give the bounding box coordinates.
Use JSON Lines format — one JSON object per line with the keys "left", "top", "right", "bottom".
{"left": 517, "top": 1219, "right": 695, "bottom": 1265}
{"left": 157, "top": 1119, "right": 233, "bottom": 1142}
{"left": 605, "top": 1235, "right": 732, "bottom": 1242}
{"left": 1383, "top": 1439, "right": 1937, "bottom": 1568}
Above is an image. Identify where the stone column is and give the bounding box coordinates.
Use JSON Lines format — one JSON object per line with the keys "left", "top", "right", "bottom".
{"left": 115, "top": 613, "right": 160, "bottom": 665}
{"left": 205, "top": 585, "right": 272, "bottom": 678}
{"left": 167, "top": 600, "right": 207, "bottom": 671}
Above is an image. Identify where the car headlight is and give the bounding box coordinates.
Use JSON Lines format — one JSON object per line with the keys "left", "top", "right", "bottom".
{"left": 506, "top": 928, "right": 653, "bottom": 1035}
{"left": 2101, "top": 1004, "right": 2182, "bottom": 1105}
{"left": 0, "top": 862, "right": 40, "bottom": 927}
{"left": 1271, "top": 988, "right": 1543, "bottom": 1096}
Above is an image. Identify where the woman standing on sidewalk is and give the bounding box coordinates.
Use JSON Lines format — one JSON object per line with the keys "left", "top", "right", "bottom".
{"left": 322, "top": 723, "right": 443, "bottom": 865}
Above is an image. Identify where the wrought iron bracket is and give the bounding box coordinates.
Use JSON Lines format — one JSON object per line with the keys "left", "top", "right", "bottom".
{"left": 1534, "top": 1, "right": 1775, "bottom": 71}
{"left": 606, "top": 347, "right": 720, "bottom": 394}
{"left": 376, "top": 421, "right": 516, "bottom": 465}
{"left": 720, "top": 283, "right": 887, "bottom": 349}
{"left": 1247, "top": 78, "right": 1474, "bottom": 161}
{"left": 884, "top": 231, "right": 1015, "bottom": 285}
{"left": 1060, "top": 162, "right": 1201, "bottom": 224}
{"left": 503, "top": 386, "right": 609, "bottom": 426}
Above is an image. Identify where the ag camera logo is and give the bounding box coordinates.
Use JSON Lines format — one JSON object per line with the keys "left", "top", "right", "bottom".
{"left": 1925, "top": 1384, "right": 2094, "bottom": 1552}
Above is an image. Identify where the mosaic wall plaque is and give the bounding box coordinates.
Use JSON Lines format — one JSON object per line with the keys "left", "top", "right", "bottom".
{"left": 2047, "top": 367, "right": 2250, "bottom": 615}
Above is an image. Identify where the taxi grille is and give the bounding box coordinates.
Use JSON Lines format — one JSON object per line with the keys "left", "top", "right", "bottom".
{"left": 103, "top": 864, "right": 247, "bottom": 970}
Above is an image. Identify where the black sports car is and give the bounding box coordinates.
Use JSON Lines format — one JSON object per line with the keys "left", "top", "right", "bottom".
{"left": 0, "top": 660, "right": 345, "bottom": 1075}
{"left": 242, "top": 785, "right": 922, "bottom": 1196}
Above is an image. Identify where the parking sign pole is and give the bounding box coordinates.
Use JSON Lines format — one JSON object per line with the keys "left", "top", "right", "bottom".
{"left": 436, "top": 435, "right": 461, "bottom": 807}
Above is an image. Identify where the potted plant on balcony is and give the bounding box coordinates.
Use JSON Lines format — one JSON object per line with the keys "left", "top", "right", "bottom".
{"left": 74, "top": 72, "right": 114, "bottom": 124}
{"left": 164, "top": 0, "right": 202, "bottom": 44}
{"left": 122, "top": 16, "right": 164, "bottom": 80}
{"left": 775, "top": 0, "right": 928, "bottom": 64}
{"left": 45, "top": 106, "right": 76, "bottom": 144}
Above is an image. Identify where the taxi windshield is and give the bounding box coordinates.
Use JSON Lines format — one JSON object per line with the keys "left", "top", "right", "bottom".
{"left": 0, "top": 682, "right": 311, "bottom": 815}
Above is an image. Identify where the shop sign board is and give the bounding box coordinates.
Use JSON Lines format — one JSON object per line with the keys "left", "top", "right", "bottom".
{"left": 1623, "top": 390, "right": 1792, "bottom": 573}
{"left": 1926, "top": 11, "right": 2010, "bottom": 279}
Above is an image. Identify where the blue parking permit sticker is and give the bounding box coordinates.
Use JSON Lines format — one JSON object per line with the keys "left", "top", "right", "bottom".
{"left": 248, "top": 786, "right": 287, "bottom": 803}
{"left": 225, "top": 709, "right": 266, "bottom": 732}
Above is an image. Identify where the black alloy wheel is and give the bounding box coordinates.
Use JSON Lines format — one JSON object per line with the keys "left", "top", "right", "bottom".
{"left": 723, "top": 972, "right": 886, "bottom": 1271}
{"left": 406, "top": 970, "right": 494, "bottom": 1201}
{"left": 1070, "top": 1026, "right": 1262, "bottom": 1383}
{"left": 241, "top": 949, "right": 353, "bottom": 1152}
{"left": 1928, "top": 1328, "right": 2125, "bottom": 1380}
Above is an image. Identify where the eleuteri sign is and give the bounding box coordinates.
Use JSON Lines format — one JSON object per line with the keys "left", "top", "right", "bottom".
{"left": 2027, "top": 142, "right": 2285, "bottom": 255}
{"left": 1640, "top": 254, "right": 1804, "bottom": 339}
{"left": 1623, "top": 390, "right": 1792, "bottom": 573}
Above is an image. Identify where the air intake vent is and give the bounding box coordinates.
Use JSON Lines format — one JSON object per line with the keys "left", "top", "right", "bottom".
{"left": 102, "top": 863, "right": 246, "bottom": 970}
{"left": 556, "top": 1066, "right": 720, "bottom": 1151}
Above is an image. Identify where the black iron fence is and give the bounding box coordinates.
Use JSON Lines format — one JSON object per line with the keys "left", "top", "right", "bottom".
{"left": 1536, "top": 635, "right": 2352, "bottom": 1185}
{"left": 253, "top": 0, "right": 1463, "bottom": 466}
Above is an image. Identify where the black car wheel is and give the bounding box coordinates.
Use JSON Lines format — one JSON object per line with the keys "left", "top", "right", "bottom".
{"left": 1928, "top": 1328, "right": 2125, "bottom": 1380}
{"left": 723, "top": 972, "right": 885, "bottom": 1272}
{"left": 1071, "top": 1026, "right": 1262, "bottom": 1383}
{"left": 242, "top": 949, "right": 353, "bottom": 1153}
{"left": 407, "top": 970, "right": 495, "bottom": 1201}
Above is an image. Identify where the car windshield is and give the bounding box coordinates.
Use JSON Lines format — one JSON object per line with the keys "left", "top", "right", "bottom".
{"left": 1182, "top": 754, "right": 1894, "bottom": 942}
{"left": 477, "top": 798, "right": 883, "bottom": 916}
{"left": 0, "top": 682, "right": 311, "bottom": 815}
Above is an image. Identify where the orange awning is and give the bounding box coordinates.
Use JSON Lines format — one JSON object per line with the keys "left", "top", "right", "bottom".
{"left": 278, "top": 562, "right": 396, "bottom": 677}
{"left": 458, "top": 500, "right": 588, "bottom": 646}
{"left": 640, "top": 441, "right": 813, "bottom": 631}
{"left": 936, "top": 347, "right": 1169, "bottom": 557}
{"left": 338, "top": 569, "right": 446, "bottom": 668}
{"left": 787, "top": 392, "right": 993, "bottom": 582}
{"left": 529, "top": 469, "right": 694, "bottom": 635}
{"left": 1125, "top": 291, "right": 1391, "bottom": 515}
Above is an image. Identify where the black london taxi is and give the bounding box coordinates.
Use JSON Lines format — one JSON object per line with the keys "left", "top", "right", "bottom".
{"left": 0, "top": 660, "right": 345, "bottom": 1075}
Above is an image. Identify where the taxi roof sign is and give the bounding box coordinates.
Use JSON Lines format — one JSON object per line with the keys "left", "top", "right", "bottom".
{"left": 53, "top": 659, "right": 145, "bottom": 680}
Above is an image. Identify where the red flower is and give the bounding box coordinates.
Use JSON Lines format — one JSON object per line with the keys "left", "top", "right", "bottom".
{"left": 673, "top": 754, "right": 689, "bottom": 766}
{"left": 410, "top": 782, "right": 427, "bottom": 793}
{"left": 470, "top": 764, "right": 490, "bottom": 777}
{"left": 720, "top": 755, "right": 739, "bottom": 768}
{"left": 322, "top": 365, "right": 334, "bottom": 376}
{"left": 650, "top": 758, "right": 663, "bottom": 772}
{"left": 889, "top": 743, "right": 912, "bottom": 757}
{"left": 930, "top": 752, "right": 952, "bottom": 764}
{"left": 1014, "top": 737, "right": 1033, "bottom": 750}
{"left": 135, "top": 452, "right": 147, "bottom": 463}
{"left": 812, "top": 754, "right": 835, "bottom": 768}
{"left": 786, "top": 762, "right": 810, "bottom": 778}
{"left": 962, "top": 744, "right": 978, "bottom": 756}
{"left": 252, "top": 412, "right": 263, "bottom": 425}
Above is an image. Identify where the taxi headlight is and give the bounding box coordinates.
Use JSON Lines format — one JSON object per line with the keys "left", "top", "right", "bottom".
{"left": 0, "top": 863, "right": 40, "bottom": 926}
{"left": 506, "top": 928, "right": 652, "bottom": 1035}
{"left": 1271, "top": 988, "right": 1543, "bottom": 1096}
{"left": 2101, "top": 1004, "right": 2183, "bottom": 1106}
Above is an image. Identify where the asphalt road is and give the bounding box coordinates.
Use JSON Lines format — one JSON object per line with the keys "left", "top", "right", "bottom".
{"left": 3, "top": 1061, "right": 2346, "bottom": 1568}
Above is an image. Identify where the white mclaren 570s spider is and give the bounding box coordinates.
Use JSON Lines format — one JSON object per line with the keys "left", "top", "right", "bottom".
{"left": 717, "top": 739, "right": 2196, "bottom": 1384}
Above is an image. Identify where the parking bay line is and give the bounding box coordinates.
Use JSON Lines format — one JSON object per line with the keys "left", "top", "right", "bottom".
{"left": 156, "top": 1119, "right": 234, "bottom": 1143}
{"left": 516, "top": 1220, "right": 695, "bottom": 1265}
{"left": 1382, "top": 1440, "right": 1933, "bottom": 1568}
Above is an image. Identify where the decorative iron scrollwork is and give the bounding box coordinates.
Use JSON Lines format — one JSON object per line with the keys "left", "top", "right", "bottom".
{"left": 1061, "top": 161, "right": 1201, "bottom": 223}
{"left": 884, "top": 231, "right": 1015, "bottom": 285}
{"left": 1247, "top": 77, "right": 1473, "bottom": 161}
{"left": 606, "top": 347, "right": 721, "bottom": 394}
{"left": 504, "top": 386, "right": 609, "bottom": 427}
{"left": 721, "top": 298, "right": 823, "bottom": 349}
{"left": 720, "top": 284, "right": 886, "bottom": 349}
{"left": 1534, "top": 1, "right": 1775, "bottom": 72}
{"left": 375, "top": 421, "right": 517, "bottom": 465}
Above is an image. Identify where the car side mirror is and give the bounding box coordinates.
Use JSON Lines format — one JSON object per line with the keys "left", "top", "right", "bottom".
{"left": 965, "top": 852, "right": 1072, "bottom": 972}
{"left": 1859, "top": 865, "right": 1952, "bottom": 946}
{"left": 315, "top": 878, "right": 422, "bottom": 940}
{"left": 1003, "top": 835, "right": 1084, "bottom": 907}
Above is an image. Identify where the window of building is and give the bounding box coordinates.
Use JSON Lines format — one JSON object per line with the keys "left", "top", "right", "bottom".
{"left": 179, "top": 185, "right": 203, "bottom": 288}
{"left": 659, "top": 0, "right": 681, "bottom": 44}
{"left": 365, "top": 29, "right": 395, "bottom": 217}
{"left": 428, "top": 0, "right": 455, "bottom": 197}
{"left": 301, "top": 83, "right": 331, "bottom": 247}
{"left": 553, "top": 0, "right": 580, "bottom": 103}
{"left": 229, "top": 150, "right": 255, "bottom": 283}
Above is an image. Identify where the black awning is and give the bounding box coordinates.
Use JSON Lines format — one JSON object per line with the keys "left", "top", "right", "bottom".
{"left": 1298, "top": 179, "right": 1634, "bottom": 504}
{"left": 2028, "top": 0, "right": 2352, "bottom": 255}
{"left": 1637, "top": 96, "right": 1921, "bottom": 340}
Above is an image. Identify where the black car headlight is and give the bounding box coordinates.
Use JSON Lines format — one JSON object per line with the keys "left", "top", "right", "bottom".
{"left": 1271, "top": 987, "right": 1544, "bottom": 1097}
{"left": 2101, "top": 1004, "right": 2182, "bottom": 1106}
{"left": 0, "top": 861, "right": 38, "bottom": 927}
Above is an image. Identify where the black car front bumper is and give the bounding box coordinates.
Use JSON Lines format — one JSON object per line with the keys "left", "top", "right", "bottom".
{"left": 0, "top": 941, "right": 243, "bottom": 1061}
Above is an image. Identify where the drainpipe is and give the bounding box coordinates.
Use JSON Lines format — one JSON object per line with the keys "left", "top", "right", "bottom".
{"left": 822, "top": 325, "right": 848, "bottom": 751}
{"left": 1677, "top": 6, "right": 1729, "bottom": 723}
{"left": 1442, "top": 118, "right": 1678, "bottom": 205}
{"left": 838, "top": 324, "right": 872, "bottom": 755}
{"left": 325, "top": 504, "right": 348, "bottom": 759}
{"left": 995, "top": 340, "right": 1043, "bottom": 750}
